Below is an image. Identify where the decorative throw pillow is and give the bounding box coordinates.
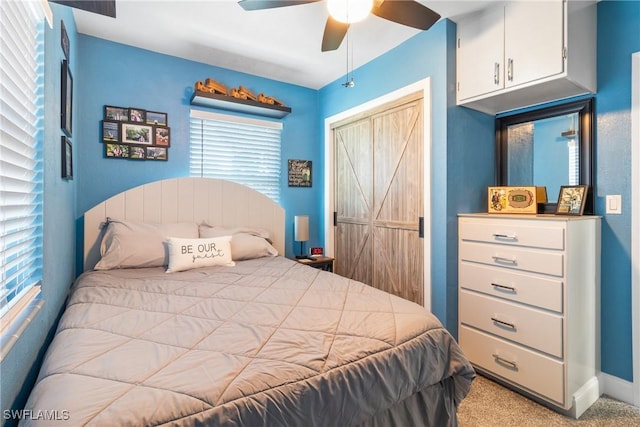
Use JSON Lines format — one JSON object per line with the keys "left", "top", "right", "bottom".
{"left": 165, "top": 236, "right": 235, "bottom": 273}
{"left": 199, "top": 225, "right": 278, "bottom": 260}
{"left": 95, "top": 220, "right": 199, "bottom": 270}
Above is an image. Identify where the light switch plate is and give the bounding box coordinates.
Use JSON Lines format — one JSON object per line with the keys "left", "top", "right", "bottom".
{"left": 606, "top": 195, "right": 622, "bottom": 214}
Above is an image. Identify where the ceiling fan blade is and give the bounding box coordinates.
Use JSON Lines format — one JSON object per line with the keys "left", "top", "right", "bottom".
{"left": 321, "top": 17, "right": 350, "bottom": 52}
{"left": 238, "top": 0, "right": 321, "bottom": 11}
{"left": 372, "top": 0, "right": 441, "bottom": 30}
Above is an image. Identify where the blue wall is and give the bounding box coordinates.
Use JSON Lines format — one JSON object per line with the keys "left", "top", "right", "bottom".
{"left": 2, "top": 1, "right": 639, "bottom": 419}
{"left": 595, "top": 0, "right": 639, "bottom": 382}
{"left": 318, "top": 20, "right": 495, "bottom": 331}
{"left": 0, "top": 4, "right": 78, "bottom": 422}
{"left": 74, "top": 36, "right": 321, "bottom": 260}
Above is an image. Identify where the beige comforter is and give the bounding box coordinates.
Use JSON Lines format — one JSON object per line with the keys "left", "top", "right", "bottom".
{"left": 22, "top": 256, "right": 474, "bottom": 426}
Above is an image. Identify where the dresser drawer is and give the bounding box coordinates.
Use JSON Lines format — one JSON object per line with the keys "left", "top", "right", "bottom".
{"left": 460, "top": 290, "right": 563, "bottom": 357}
{"left": 460, "top": 241, "right": 564, "bottom": 277}
{"left": 460, "top": 326, "right": 565, "bottom": 405}
{"left": 459, "top": 263, "right": 563, "bottom": 312}
{"left": 459, "top": 219, "right": 565, "bottom": 250}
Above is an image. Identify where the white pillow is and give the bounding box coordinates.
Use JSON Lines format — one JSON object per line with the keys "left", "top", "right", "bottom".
{"left": 165, "top": 236, "right": 235, "bottom": 273}
{"left": 199, "top": 225, "right": 278, "bottom": 260}
{"left": 95, "top": 220, "right": 199, "bottom": 270}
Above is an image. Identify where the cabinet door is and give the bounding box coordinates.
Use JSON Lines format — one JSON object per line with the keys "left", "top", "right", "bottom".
{"left": 504, "top": 0, "right": 564, "bottom": 88}
{"left": 456, "top": 5, "right": 504, "bottom": 101}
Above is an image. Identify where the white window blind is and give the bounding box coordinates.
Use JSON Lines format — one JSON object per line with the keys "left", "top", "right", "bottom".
{"left": 0, "top": 0, "right": 45, "bottom": 318}
{"left": 189, "top": 110, "right": 282, "bottom": 202}
{"left": 568, "top": 138, "right": 579, "bottom": 185}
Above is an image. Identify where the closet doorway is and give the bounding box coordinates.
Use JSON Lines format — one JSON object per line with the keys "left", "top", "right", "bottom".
{"left": 332, "top": 91, "right": 424, "bottom": 305}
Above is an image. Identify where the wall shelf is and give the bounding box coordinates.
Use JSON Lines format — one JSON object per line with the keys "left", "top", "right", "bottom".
{"left": 190, "top": 91, "right": 291, "bottom": 118}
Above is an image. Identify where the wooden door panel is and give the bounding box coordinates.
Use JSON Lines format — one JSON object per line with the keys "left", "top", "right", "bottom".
{"left": 373, "top": 227, "right": 423, "bottom": 303}
{"left": 335, "top": 222, "right": 372, "bottom": 285}
{"left": 335, "top": 121, "right": 372, "bottom": 221}
{"left": 334, "top": 95, "right": 424, "bottom": 305}
{"left": 373, "top": 101, "right": 423, "bottom": 226}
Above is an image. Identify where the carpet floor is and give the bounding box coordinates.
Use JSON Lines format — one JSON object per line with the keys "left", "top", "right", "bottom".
{"left": 457, "top": 374, "right": 640, "bottom": 426}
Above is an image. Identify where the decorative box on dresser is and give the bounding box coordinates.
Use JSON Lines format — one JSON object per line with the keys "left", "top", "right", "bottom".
{"left": 457, "top": 213, "right": 601, "bottom": 418}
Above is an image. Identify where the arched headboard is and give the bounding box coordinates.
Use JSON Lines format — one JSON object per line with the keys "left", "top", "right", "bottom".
{"left": 83, "top": 177, "right": 285, "bottom": 271}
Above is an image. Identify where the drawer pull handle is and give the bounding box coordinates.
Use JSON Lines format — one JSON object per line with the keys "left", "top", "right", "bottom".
{"left": 492, "top": 255, "right": 517, "bottom": 264}
{"left": 491, "top": 283, "right": 516, "bottom": 292}
{"left": 492, "top": 233, "right": 517, "bottom": 240}
{"left": 492, "top": 353, "right": 518, "bottom": 370}
{"left": 491, "top": 317, "right": 516, "bottom": 329}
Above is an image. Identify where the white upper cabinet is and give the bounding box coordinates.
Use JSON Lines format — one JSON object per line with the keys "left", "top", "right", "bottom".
{"left": 456, "top": 0, "right": 596, "bottom": 115}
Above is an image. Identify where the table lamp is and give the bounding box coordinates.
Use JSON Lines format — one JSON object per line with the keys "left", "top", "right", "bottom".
{"left": 294, "top": 215, "right": 310, "bottom": 259}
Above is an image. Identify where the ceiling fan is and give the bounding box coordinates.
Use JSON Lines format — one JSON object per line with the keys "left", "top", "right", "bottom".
{"left": 238, "top": 0, "right": 441, "bottom": 52}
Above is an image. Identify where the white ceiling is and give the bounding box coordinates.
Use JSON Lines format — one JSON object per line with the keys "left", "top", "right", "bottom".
{"left": 71, "top": 0, "right": 492, "bottom": 89}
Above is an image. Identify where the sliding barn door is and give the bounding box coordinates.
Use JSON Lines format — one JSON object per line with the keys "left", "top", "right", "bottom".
{"left": 334, "top": 95, "right": 424, "bottom": 304}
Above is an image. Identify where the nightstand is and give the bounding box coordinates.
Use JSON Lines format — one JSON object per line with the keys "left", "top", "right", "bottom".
{"left": 295, "top": 256, "right": 334, "bottom": 272}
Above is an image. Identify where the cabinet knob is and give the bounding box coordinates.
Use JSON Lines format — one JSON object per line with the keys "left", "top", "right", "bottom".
{"left": 494, "top": 62, "right": 500, "bottom": 85}
{"left": 507, "top": 58, "right": 514, "bottom": 82}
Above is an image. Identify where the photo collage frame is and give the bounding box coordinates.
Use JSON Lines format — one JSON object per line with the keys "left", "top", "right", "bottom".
{"left": 102, "top": 105, "right": 170, "bottom": 161}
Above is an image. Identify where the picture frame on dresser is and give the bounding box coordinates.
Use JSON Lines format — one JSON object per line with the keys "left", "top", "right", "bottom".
{"left": 555, "top": 185, "right": 588, "bottom": 215}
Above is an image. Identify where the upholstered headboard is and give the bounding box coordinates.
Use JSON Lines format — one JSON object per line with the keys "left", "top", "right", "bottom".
{"left": 83, "top": 177, "right": 285, "bottom": 271}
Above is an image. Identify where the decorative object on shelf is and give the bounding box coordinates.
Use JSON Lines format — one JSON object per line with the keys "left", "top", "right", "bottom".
{"left": 230, "top": 85, "right": 257, "bottom": 101}
{"left": 257, "top": 93, "right": 285, "bottom": 106}
{"left": 191, "top": 77, "right": 291, "bottom": 118}
{"left": 61, "top": 136, "right": 72, "bottom": 180}
{"left": 555, "top": 185, "right": 588, "bottom": 215}
{"left": 288, "top": 159, "right": 312, "bottom": 187}
{"left": 195, "top": 78, "right": 228, "bottom": 95}
{"left": 488, "top": 186, "right": 547, "bottom": 214}
{"left": 294, "top": 215, "right": 310, "bottom": 259}
{"left": 310, "top": 247, "right": 324, "bottom": 256}
{"left": 60, "top": 59, "right": 73, "bottom": 136}
{"left": 101, "top": 105, "right": 170, "bottom": 161}
{"left": 60, "top": 20, "right": 69, "bottom": 61}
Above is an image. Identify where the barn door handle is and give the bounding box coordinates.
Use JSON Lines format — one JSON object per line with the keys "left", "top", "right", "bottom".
{"left": 418, "top": 217, "right": 424, "bottom": 238}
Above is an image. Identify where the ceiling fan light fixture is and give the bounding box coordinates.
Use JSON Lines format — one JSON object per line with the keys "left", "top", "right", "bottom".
{"left": 327, "top": 0, "right": 373, "bottom": 23}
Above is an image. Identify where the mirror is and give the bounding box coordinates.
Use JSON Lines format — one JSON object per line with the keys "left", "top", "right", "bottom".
{"left": 496, "top": 98, "right": 594, "bottom": 214}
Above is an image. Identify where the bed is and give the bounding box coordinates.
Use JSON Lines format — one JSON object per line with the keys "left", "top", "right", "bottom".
{"left": 21, "top": 177, "right": 474, "bottom": 426}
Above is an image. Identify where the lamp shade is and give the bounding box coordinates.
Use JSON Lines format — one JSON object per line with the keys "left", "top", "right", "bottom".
{"left": 294, "top": 215, "right": 309, "bottom": 242}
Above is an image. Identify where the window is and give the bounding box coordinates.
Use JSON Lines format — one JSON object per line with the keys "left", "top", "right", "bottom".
{"left": 0, "top": 0, "right": 46, "bottom": 320}
{"left": 189, "top": 110, "right": 282, "bottom": 202}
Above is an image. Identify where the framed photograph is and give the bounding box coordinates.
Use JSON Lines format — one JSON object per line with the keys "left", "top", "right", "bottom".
{"left": 128, "top": 145, "right": 147, "bottom": 160}
{"left": 102, "top": 120, "right": 120, "bottom": 142}
{"left": 61, "top": 136, "right": 72, "bottom": 180}
{"left": 146, "top": 111, "right": 168, "bottom": 126}
{"left": 146, "top": 146, "right": 168, "bottom": 161}
{"left": 61, "top": 20, "right": 70, "bottom": 61}
{"left": 154, "top": 126, "right": 170, "bottom": 146}
{"left": 60, "top": 59, "right": 73, "bottom": 136}
{"left": 555, "top": 185, "right": 588, "bottom": 215}
{"left": 104, "top": 105, "right": 129, "bottom": 121}
{"left": 105, "top": 143, "right": 129, "bottom": 158}
{"left": 288, "top": 159, "right": 312, "bottom": 187}
{"left": 129, "top": 108, "right": 146, "bottom": 123}
{"left": 122, "top": 122, "right": 152, "bottom": 144}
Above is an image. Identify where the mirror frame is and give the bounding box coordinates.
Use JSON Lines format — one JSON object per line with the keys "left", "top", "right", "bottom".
{"left": 496, "top": 98, "right": 594, "bottom": 214}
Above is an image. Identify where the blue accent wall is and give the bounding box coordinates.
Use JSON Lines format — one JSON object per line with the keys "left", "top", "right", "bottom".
{"left": 3, "top": 1, "right": 639, "bottom": 418}
{"left": 318, "top": 20, "right": 495, "bottom": 331}
{"left": 74, "top": 36, "right": 321, "bottom": 260}
{"left": 595, "top": 0, "right": 639, "bottom": 381}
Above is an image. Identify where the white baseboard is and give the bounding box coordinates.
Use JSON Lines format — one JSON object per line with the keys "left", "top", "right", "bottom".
{"left": 572, "top": 376, "right": 601, "bottom": 418}
{"left": 600, "top": 372, "right": 636, "bottom": 406}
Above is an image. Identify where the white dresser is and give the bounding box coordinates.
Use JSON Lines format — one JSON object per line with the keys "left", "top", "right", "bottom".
{"left": 458, "top": 214, "right": 601, "bottom": 418}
